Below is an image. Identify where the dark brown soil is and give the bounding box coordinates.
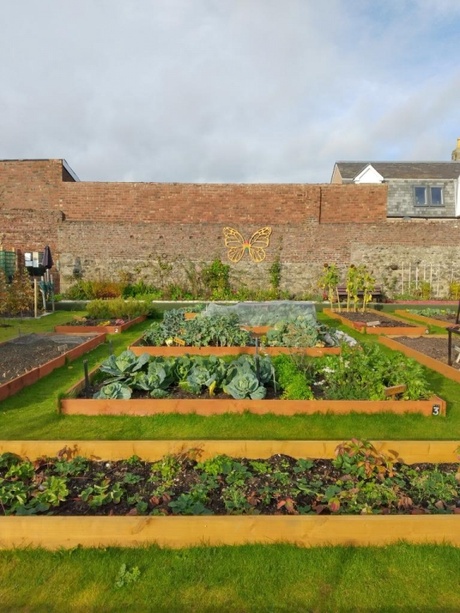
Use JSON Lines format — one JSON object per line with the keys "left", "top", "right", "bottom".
{"left": 339, "top": 311, "right": 416, "bottom": 328}
{"left": 0, "top": 333, "right": 99, "bottom": 384}
{"left": 394, "top": 336, "right": 459, "bottom": 369}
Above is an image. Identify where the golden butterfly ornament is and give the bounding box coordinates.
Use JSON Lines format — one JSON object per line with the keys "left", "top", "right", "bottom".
{"left": 223, "top": 226, "right": 272, "bottom": 263}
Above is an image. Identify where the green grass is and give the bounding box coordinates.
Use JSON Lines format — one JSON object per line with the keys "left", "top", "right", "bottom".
{"left": 1, "top": 310, "right": 460, "bottom": 611}
{"left": 0, "top": 311, "right": 86, "bottom": 342}
{"left": 0, "top": 543, "right": 459, "bottom": 612}
{"left": 1, "top": 312, "right": 460, "bottom": 440}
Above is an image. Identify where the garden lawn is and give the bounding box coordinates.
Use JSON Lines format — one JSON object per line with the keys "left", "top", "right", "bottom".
{"left": 1, "top": 309, "right": 460, "bottom": 612}
{"left": 0, "top": 313, "right": 459, "bottom": 440}
{"left": 0, "top": 311, "right": 86, "bottom": 343}
{"left": 0, "top": 543, "right": 459, "bottom": 612}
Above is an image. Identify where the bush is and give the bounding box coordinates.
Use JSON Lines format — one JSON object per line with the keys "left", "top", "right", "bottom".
{"left": 86, "top": 298, "right": 153, "bottom": 320}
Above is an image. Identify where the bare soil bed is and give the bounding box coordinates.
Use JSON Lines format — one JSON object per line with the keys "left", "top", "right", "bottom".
{"left": 0, "top": 333, "right": 99, "bottom": 384}
{"left": 337, "top": 311, "right": 416, "bottom": 328}
{"left": 394, "top": 336, "right": 458, "bottom": 369}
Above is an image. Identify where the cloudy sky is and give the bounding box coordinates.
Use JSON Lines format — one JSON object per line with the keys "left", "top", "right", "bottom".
{"left": 1, "top": 0, "right": 459, "bottom": 183}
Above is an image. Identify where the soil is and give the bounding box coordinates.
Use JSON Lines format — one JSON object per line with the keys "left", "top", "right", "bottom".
{"left": 338, "top": 311, "right": 416, "bottom": 328}
{"left": 408, "top": 311, "right": 458, "bottom": 324}
{"left": 394, "top": 335, "right": 460, "bottom": 369}
{"left": 0, "top": 333, "right": 99, "bottom": 384}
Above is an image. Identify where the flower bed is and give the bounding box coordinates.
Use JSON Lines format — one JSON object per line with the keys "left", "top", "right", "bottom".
{"left": 0, "top": 439, "right": 458, "bottom": 549}
{"left": 324, "top": 308, "right": 427, "bottom": 336}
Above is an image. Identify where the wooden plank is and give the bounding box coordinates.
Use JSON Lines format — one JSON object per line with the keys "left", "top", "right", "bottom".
{"left": 384, "top": 384, "right": 407, "bottom": 397}
{"left": 0, "top": 440, "right": 458, "bottom": 464}
{"left": 1, "top": 515, "right": 459, "bottom": 550}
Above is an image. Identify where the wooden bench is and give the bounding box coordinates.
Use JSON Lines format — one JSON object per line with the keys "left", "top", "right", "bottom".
{"left": 323, "top": 286, "right": 384, "bottom": 303}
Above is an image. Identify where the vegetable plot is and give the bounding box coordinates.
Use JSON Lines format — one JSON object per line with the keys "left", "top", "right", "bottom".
{"left": 80, "top": 344, "right": 434, "bottom": 402}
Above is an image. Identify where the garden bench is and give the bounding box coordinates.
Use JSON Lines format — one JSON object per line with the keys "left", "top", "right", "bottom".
{"left": 323, "top": 286, "right": 384, "bottom": 303}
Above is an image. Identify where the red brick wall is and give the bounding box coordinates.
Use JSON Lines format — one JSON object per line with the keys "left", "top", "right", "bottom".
{"left": 2, "top": 159, "right": 460, "bottom": 296}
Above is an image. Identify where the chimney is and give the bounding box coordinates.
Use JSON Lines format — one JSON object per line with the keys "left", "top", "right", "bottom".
{"left": 452, "top": 137, "right": 460, "bottom": 161}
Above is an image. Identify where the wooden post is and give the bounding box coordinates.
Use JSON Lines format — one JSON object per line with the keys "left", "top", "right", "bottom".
{"left": 34, "top": 277, "right": 38, "bottom": 318}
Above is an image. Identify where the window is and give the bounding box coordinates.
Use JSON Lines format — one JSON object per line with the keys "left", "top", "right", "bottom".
{"left": 414, "top": 186, "right": 444, "bottom": 207}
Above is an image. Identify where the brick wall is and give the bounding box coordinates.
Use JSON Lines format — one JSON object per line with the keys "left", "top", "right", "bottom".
{"left": 2, "top": 159, "right": 460, "bottom": 296}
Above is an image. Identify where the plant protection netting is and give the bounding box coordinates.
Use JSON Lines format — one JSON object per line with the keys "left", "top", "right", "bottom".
{"left": 202, "top": 301, "right": 317, "bottom": 326}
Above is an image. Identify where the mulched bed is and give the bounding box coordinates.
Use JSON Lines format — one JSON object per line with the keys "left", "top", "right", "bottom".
{"left": 394, "top": 336, "right": 459, "bottom": 369}
{"left": 337, "top": 311, "right": 416, "bottom": 328}
{"left": 0, "top": 333, "right": 99, "bottom": 384}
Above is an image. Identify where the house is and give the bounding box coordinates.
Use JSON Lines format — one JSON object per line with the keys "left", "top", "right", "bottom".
{"left": 331, "top": 139, "right": 460, "bottom": 218}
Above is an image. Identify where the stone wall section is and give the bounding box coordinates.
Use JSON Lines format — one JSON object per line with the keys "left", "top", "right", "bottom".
{"left": 387, "top": 179, "right": 456, "bottom": 217}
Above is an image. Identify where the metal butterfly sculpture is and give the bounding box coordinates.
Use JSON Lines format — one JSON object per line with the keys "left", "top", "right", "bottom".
{"left": 223, "top": 226, "right": 272, "bottom": 263}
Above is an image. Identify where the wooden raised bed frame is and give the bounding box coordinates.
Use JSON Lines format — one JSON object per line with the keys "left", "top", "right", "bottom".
{"left": 128, "top": 337, "right": 341, "bottom": 357}
{"left": 0, "top": 333, "right": 106, "bottom": 402}
{"left": 55, "top": 314, "right": 146, "bottom": 334}
{"left": 378, "top": 335, "right": 460, "bottom": 385}
{"left": 323, "top": 308, "right": 427, "bottom": 336}
{"left": 60, "top": 373, "right": 446, "bottom": 417}
{"left": 394, "top": 309, "right": 455, "bottom": 330}
{"left": 0, "top": 439, "right": 458, "bottom": 549}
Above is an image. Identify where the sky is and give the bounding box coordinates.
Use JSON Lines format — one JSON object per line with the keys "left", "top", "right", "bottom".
{"left": 1, "top": 0, "right": 459, "bottom": 183}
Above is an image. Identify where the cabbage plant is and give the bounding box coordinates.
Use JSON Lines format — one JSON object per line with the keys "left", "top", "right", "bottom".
{"left": 93, "top": 382, "right": 132, "bottom": 399}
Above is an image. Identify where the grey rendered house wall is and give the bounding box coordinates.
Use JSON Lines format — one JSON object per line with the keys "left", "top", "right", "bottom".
{"left": 387, "top": 179, "right": 456, "bottom": 217}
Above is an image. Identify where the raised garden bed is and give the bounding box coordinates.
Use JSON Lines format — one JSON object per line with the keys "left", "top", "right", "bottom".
{"left": 128, "top": 340, "right": 341, "bottom": 357}
{"left": 394, "top": 309, "right": 457, "bottom": 329}
{"left": 378, "top": 335, "right": 460, "bottom": 384}
{"left": 55, "top": 314, "right": 146, "bottom": 334}
{"left": 324, "top": 308, "right": 428, "bottom": 336}
{"left": 59, "top": 350, "right": 446, "bottom": 417}
{"left": 0, "top": 333, "right": 106, "bottom": 402}
{"left": 135, "top": 306, "right": 344, "bottom": 356}
{"left": 1, "top": 439, "right": 458, "bottom": 549}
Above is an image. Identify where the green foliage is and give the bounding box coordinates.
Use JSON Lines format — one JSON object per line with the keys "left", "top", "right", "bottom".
{"left": 114, "top": 564, "right": 141, "bottom": 589}
{"left": 86, "top": 298, "right": 151, "bottom": 320}
{"left": 223, "top": 370, "right": 267, "bottom": 400}
{"left": 264, "top": 317, "right": 339, "bottom": 348}
{"left": 93, "top": 382, "right": 132, "bottom": 399}
{"left": 315, "top": 344, "right": 432, "bottom": 401}
{"left": 269, "top": 256, "right": 282, "bottom": 296}
{"left": 1, "top": 443, "right": 458, "bottom": 517}
{"left": 273, "top": 354, "right": 314, "bottom": 400}
{"left": 200, "top": 258, "right": 231, "bottom": 299}
{"left": 141, "top": 310, "right": 253, "bottom": 347}
{"left": 99, "top": 350, "right": 151, "bottom": 384}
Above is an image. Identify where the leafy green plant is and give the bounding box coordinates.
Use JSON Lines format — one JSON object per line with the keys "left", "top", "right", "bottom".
{"left": 223, "top": 370, "right": 266, "bottom": 400}
{"left": 99, "top": 350, "right": 150, "bottom": 384}
{"left": 93, "top": 382, "right": 132, "bottom": 399}
{"left": 114, "top": 564, "right": 141, "bottom": 589}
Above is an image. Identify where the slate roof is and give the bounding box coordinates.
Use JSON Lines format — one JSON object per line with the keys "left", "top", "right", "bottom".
{"left": 335, "top": 161, "right": 460, "bottom": 181}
